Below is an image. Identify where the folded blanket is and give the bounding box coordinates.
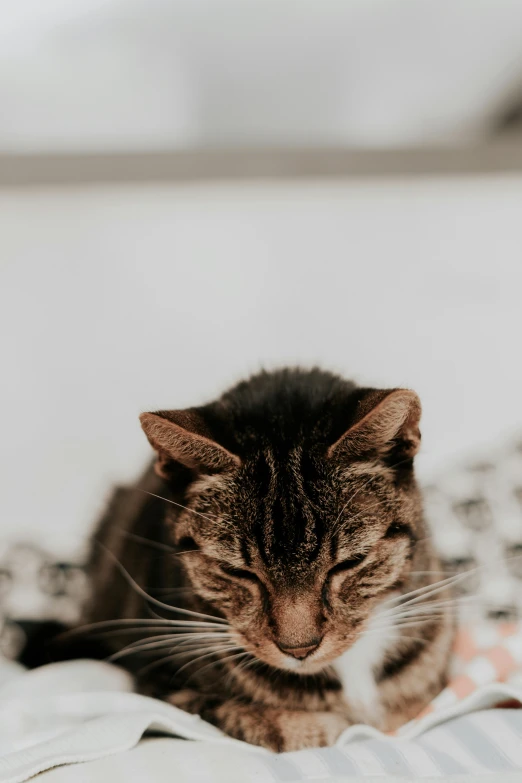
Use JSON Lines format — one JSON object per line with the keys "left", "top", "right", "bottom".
{"left": 2, "top": 623, "right": 522, "bottom": 782}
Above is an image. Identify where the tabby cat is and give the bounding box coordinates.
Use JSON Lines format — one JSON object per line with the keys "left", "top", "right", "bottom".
{"left": 83, "top": 368, "right": 454, "bottom": 751}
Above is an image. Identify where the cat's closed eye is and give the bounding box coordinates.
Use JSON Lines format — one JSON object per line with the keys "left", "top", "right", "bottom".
{"left": 329, "top": 554, "right": 368, "bottom": 576}
{"left": 177, "top": 536, "right": 200, "bottom": 552}
{"left": 218, "top": 563, "right": 260, "bottom": 583}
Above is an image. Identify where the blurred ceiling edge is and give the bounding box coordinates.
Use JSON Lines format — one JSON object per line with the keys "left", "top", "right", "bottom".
{"left": 2, "top": 143, "right": 522, "bottom": 187}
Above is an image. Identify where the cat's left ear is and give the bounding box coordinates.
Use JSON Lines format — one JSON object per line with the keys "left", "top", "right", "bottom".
{"left": 327, "top": 389, "right": 421, "bottom": 462}
{"left": 140, "top": 410, "right": 240, "bottom": 479}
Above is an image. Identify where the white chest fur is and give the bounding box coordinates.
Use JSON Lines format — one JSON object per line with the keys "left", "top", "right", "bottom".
{"left": 333, "top": 607, "right": 395, "bottom": 725}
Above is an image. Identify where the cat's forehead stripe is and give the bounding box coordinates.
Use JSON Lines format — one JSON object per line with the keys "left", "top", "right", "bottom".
{"left": 255, "top": 447, "right": 322, "bottom": 569}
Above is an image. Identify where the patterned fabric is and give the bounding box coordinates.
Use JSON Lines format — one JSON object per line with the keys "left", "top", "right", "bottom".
{"left": 261, "top": 710, "right": 522, "bottom": 778}
{"left": 0, "top": 543, "right": 87, "bottom": 660}
{"left": 282, "top": 711, "right": 522, "bottom": 779}
{"left": 394, "top": 623, "right": 522, "bottom": 736}
{"left": 423, "top": 437, "right": 522, "bottom": 623}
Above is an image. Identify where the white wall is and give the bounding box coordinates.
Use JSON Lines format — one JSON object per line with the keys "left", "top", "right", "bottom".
{"left": 2, "top": 175, "right": 522, "bottom": 556}
{"left": 2, "top": 0, "right": 522, "bottom": 149}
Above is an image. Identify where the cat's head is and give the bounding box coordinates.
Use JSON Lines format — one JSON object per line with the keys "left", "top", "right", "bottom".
{"left": 140, "top": 374, "right": 423, "bottom": 674}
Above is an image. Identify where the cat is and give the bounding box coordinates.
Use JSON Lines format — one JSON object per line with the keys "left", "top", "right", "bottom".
{"left": 82, "top": 368, "right": 455, "bottom": 751}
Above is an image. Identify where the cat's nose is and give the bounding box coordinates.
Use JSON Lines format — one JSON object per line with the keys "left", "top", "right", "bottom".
{"left": 277, "top": 639, "right": 321, "bottom": 659}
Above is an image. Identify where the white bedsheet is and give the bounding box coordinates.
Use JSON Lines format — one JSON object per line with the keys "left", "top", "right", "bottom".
{"left": 34, "top": 739, "right": 522, "bottom": 783}
{"left": 2, "top": 658, "right": 522, "bottom": 782}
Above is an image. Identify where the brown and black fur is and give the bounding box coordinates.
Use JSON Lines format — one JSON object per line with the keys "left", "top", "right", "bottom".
{"left": 82, "top": 368, "right": 454, "bottom": 751}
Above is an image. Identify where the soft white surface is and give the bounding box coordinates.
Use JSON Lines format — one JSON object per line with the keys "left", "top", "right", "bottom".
{"left": 1, "top": 0, "right": 522, "bottom": 149}
{"left": 34, "top": 744, "right": 522, "bottom": 783}
{"left": 2, "top": 657, "right": 522, "bottom": 783}
{"left": 2, "top": 176, "right": 522, "bottom": 556}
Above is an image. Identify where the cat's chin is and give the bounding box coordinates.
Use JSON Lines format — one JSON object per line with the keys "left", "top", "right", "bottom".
{"left": 276, "top": 655, "right": 328, "bottom": 674}
{"left": 275, "top": 645, "right": 355, "bottom": 675}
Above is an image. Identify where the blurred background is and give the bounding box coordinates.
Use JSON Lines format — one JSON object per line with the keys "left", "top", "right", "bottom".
{"left": 2, "top": 0, "right": 522, "bottom": 558}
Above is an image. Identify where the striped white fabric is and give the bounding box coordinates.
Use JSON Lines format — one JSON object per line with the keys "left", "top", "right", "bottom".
{"left": 2, "top": 658, "right": 522, "bottom": 782}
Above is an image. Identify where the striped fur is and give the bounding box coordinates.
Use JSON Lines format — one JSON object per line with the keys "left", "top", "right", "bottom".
{"left": 83, "top": 368, "right": 454, "bottom": 751}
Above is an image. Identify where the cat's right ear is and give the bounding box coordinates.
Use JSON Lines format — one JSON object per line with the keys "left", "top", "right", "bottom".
{"left": 327, "top": 389, "right": 421, "bottom": 462}
{"left": 139, "top": 410, "right": 240, "bottom": 480}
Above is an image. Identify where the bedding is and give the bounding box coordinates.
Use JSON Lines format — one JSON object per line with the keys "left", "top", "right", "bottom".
{"left": 1, "top": 652, "right": 522, "bottom": 782}
{"left": 33, "top": 737, "right": 522, "bottom": 783}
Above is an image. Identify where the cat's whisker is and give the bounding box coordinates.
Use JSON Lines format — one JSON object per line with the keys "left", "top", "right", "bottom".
{"left": 237, "top": 656, "right": 265, "bottom": 679}
{"left": 332, "top": 496, "right": 385, "bottom": 535}
{"left": 147, "top": 607, "right": 195, "bottom": 624}
{"left": 375, "top": 598, "right": 475, "bottom": 621}
{"left": 94, "top": 626, "right": 229, "bottom": 641}
{"left": 359, "top": 630, "right": 430, "bottom": 645}
{"left": 98, "top": 544, "right": 229, "bottom": 624}
{"left": 154, "top": 641, "right": 238, "bottom": 660}
{"left": 401, "top": 594, "right": 484, "bottom": 609}
{"left": 110, "top": 634, "right": 234, "bottom": 662}
{"left": 140, "top": 490, "right": 233, "bottom": 526}
{"left": 140, "top": 644, "right": 242, "bottom": 679}
{"left": 384, "top": 601, "right": 510, "bottom": 625}
{"left": 379, "top": 595, "right": 482, "bottom": 621}
{"left": 63, "top": 618, "right": 228, "bottom": 642}
{"left": 137, "top": 642, "right": 240, "bottom": 676}
{"left": 378, "top": 610, "right": 462, "bottom": 626}
{"left": 382, "top": 552, "right": 522, "bottom": 619}
{"left": 123, "top": 630, "right": 231, "bottom": 647}
{"left": 189, "top": 650, "right": 251, "bottom": 681}
{"left": 335, "top": 481, "right": 382, "bottom": 527}
{"left": 174, "top": 645, "right": 246, "bottom": 678}
{"left": 370, "top": 617, "right": 456, "bottom": 634}
{"left": 395, "top": 575, "right": 474, "bottom": 608}
{"left": 234, "top": 654, "right": 258, "bottom": 676}
{"left": 113, "top": 529, "right": 177, "bottom": 554}
{"left": 111, "top": 630, "right": 232, "bottom": 655}
{"left": 375, "top": 600, "right": 472, "bottom": 624}
{"left": 188, "top": 648, "right": 252, "bottom": 681}
{"left": 363, "top": 622, "right": 432, "bottom": 637}
{"left": 383, "top": 569, "right": 476, "bottom": 609}
{"left": 375, "top": 613, "right": 454, "bottom": 628}
{"left": 393, "top": 618, "right": 455, "bottom": 630}
{"left": 371, "top": 614, "right": 460, "bottom": 634}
